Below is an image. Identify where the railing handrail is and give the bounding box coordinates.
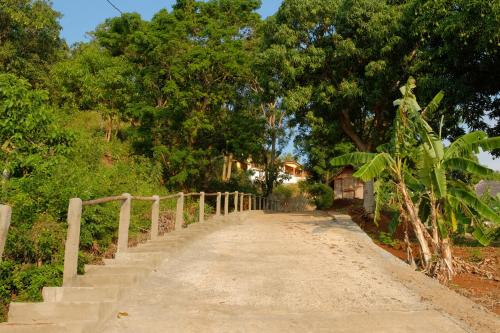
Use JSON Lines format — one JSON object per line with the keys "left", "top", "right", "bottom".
{"left": 0, "top": 204, "right": 12, "bottom": 262}
{"left": 159, "top": 194, "right": 180, "bottom": 200}
{"left": 82, "top": 195, "right": 128, "bottom": 206}
{"left": 61, "top": 190, "right": 279, "bottom": 285}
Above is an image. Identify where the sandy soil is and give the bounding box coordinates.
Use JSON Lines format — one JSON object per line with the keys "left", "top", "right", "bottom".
{"left": 98, "top": 211, "right": 499, "bottom": 333}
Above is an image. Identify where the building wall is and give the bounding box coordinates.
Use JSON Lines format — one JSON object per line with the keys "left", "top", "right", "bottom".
{"left": 333, "top": 169, "right": 364, "bottom": 199}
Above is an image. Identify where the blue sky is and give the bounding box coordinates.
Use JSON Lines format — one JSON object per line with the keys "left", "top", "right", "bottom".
{"left": 52, "top": 0, "right": 283, "bottom": 45}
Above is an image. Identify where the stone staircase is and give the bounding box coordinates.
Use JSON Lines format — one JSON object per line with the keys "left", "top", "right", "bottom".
{"left": 0, "top": 212, "right": 247, "bottom": 333}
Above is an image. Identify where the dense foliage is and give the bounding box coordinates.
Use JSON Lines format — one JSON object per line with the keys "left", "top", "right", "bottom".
{"left": 305, "top": 183, "right": 334, "bottom": 210}
{"left": 332, "top": 79, "right": 499, "bottom": 280}
{"left": 265, "top": 0, "right": 499, "bottom": 212}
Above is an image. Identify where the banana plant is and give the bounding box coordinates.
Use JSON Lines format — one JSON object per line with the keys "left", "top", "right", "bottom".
{"left": 331, "top": 78, "right": 500, "bottom": 280}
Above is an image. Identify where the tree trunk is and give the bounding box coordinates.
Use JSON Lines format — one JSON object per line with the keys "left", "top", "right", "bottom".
{"left": 338, "top": 110, "right": 375, "bottom": 214}
{"left": 440, "top": 237, "right": 454, "bottom": 279}
{"left": 105, "top": 116, "right": 113, "bottom": 142}
{"left": 222, "top": 155, "right": 227, "bottom": 181}
{"left": 398, "top": 183, "right": 433, "bottom": 268}
{"left": 363, "top": 180, "right": 375, "bottom": 215}
{"left": 226, "top": 154, "right": 233, "bottom": 180}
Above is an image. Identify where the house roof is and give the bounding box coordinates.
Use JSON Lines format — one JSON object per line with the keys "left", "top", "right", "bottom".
{"left": 333, "top": 165, "right": 355, "bottom": 179}
{"left": 475, "top": 180, "right": 500, "bottom": 197}
{"left": 283, "top": 160, "right": 303, "bottom": 168}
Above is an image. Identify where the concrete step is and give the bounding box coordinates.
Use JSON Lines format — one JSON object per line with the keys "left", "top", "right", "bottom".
{"left": 0, "top": 322, "right": 92, "bottom": 333}
{"left": 72, "top": 273, "right": 143, "bottom": 287}
{"left": 8, "top": 301, "right": 114, "bottom": 324}
{"left": 43, "top": 286, "right": 123, "bottom": 303}
{"left": 113, "top": 251, "right": 168, "bottom": 261}
{"left": 158, "top": 228, "right": 194, "bottom": 237}
{"left": 127, "top": 243, "right": 187, "bottom": 253}
{"left": 84, "top": 264, "right": 150, "bottom": 275}
{"left": 185, "top": 224, "right": 218, "bottom": 231}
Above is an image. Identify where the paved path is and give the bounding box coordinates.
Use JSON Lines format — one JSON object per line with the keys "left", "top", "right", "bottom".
{"left": 99, "top": 212, "right": 474, "bottom": 332}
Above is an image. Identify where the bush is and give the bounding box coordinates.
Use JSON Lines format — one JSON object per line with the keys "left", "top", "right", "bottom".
{"left": 306, "top": 183, "right": 334, "bottom": 210}
{"left": 273, "top": 184, "right": 298, "bottom": 200}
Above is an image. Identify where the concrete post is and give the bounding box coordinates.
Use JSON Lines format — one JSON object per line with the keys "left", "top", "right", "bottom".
{"left": 117, "top": 193, "right": 132, "bottom": 253}
{"left": 248, "top": 195, "right": 252, "bottom": 211}
{"left": 175, "top": 193, "right": 184, "bottom": 230}
{"left": 253, "top": 196, "right": 256, "bottom": 211}
{"left": 234, "top": 191, "right": 238, "bottom": 212}
{"left": 216, "top": 192, "right": 221, "bottom": 217}
{"left": 151, "top": 195, "right": 160, "bottom": 241}
{"left": 199, "top": 192, "right": 205, "bottom": 223}
{"left": 63, "top": 198, "right": 82, "bottom": 286}
{"left": 240, "top": 193, "right": 244, "bottom": 211}
{"left": 224, "top": 192, "right": 229, "bottom": 217}
{"left": 0, "top": 205, "right": 12, "bottom": 262}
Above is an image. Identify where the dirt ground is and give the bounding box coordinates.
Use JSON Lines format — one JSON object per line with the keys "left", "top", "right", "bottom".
{"left": 335, "top": 199, "right": 500, "bottom": 316}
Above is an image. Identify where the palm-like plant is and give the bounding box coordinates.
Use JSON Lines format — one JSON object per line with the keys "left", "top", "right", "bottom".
{"left": 331, "top": 78, "right": 499, "bottom": 280}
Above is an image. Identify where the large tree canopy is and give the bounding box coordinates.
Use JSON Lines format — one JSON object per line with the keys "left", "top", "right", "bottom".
{"left": 265, "top": 0, "right": 499, "bottom": 169}
{"left": 88, "top": 0, "right": 266, "bottom": 189}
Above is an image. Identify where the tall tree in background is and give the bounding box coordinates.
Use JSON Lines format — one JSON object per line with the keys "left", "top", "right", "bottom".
{"left": 267, "top": 0, "right": 499, "bottom": 213}
{"left": 406, "top": 0, "right": 500, "bottom": 140}
{"left": 92, "top": 0, "right": 266, "bottom": 190}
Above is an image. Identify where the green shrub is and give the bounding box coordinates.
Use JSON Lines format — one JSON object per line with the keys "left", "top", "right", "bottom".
{"left": 273, "top": 184, "right": 296, "bottom": 200}
{"left": 378, "top": 232, "right": 397, "bottom": 247}
{"left": 306, "top": 183, "right": 334, "bottom": 210}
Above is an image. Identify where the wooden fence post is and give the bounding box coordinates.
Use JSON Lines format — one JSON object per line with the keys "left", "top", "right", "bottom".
{"left": 151, "top": 195, "right": 160, "bottom": 241}
{"left": 253, "top": 195, "right": 256, "bottom": 210}
{"left": 199, "top": 192, "right": 205, "bottom": 223}
{"left": 240, "top": 193, "right": 244, "bottom": 212}
{"left": 224, "top": 192, "right": 229, "bottom": 217}
{"left": 63, "top": 198, "right": 83, "bottom": 286}
{"left": 248, "top": 194, "right": 252, "bottom": 210}
{"left": 216, "top": 192, "right": 221, "bottom": 217}
{"left": 0, "top": 205, "right": 12, "bottom": 262}
{"left": 117, "top": 193, "right": 132, "bottom": 253}
{"left": 234, "top": 191, "right": 239, "bottom": 212}
{"left": 176, "top": 192, "right": 184, "bottom": 230}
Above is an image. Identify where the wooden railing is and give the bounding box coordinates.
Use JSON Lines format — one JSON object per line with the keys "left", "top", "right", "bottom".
{"left": 62, "top": 191, "right": 279, "bottom": 285}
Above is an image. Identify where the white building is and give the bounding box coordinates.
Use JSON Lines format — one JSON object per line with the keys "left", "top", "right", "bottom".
{"left": 242, "top": 160, "right": 308, "bottom": 184}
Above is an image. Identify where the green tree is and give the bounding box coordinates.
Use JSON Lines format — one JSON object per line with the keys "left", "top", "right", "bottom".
{"left": 266, "top": 0, "right": 499, "bottom": 211}
{"left": 0, "top": 73, "right": 72, "bottom": 178}
{"left": 406, "top": 0, "right": 500, "bottom": 140}
{"left": 0, "top": 0, "right": 65, "bottom": 86}
{"left": 51, "top": 44, "right": 134, "bottom": 141}
{"left": 332, "top": 78, "right": 499, "bottom": 280}
{"left": 93, "top": 1, "right": 266, "bottom": 190}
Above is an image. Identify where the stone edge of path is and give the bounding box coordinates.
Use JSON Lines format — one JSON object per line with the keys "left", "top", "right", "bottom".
{"left": 328, "top": 212, "right": 500, "bottom": 333}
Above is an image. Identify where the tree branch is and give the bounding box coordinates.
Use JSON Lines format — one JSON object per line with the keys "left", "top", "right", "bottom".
{"left": 339, "top": 110, "right": 369, "bottom": 152}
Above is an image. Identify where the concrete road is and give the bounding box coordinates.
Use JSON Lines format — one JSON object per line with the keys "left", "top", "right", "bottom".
{"left": 99, "top": 212, "right": 483, "bottom": 332}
